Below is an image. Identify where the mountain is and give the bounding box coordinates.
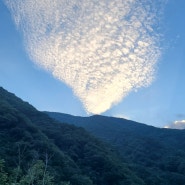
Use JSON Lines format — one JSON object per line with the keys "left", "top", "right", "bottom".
{"left": 0, "top": 87, "right": 143, "bottom": 185}
{"left": 46, "top": 112, "right": 185, "bottom": 185}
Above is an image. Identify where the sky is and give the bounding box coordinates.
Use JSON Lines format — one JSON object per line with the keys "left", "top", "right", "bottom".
{"left": 0, "top": 0, "right": 185, "bottom": 128}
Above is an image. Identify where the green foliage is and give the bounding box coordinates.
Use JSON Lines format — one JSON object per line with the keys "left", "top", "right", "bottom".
{"left": 20, "top": 160, "right": 54, "bottom": 185}
{"left": 0, "top": 87, "right": 141, "bottom": 185}
{"left": 0, "top": 159, "right": 54, "bottom": 185}
{"left": 47, "top": 112, "right": 185, "bottom": 185}
{"left": 0, "top": 159, "right": 8, "bottom": 185}
{"left": 2, "top": 86, "right": 185, "bottom": 184}
{"left": 60, "top": 181, "right": 71, "bottom": 185}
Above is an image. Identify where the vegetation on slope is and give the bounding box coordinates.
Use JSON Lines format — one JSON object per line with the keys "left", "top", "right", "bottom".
{"left": 0, "top": 87, "right": 143, "bottom": 185}
{"left": 46, "top": 112, "right": 185, "bottom": 185}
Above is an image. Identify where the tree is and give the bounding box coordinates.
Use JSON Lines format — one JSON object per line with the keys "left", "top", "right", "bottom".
{"left": 20, "top": 160, "right": 54, "bottom": 185}
{"left": 0, "top": 159, "right": 8, "bottom": 185}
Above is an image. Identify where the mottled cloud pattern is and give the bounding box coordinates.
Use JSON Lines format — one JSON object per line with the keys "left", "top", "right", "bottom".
{"left": 5, "top": 0, "right": 165, "bottom": 114}
{"left": 165, "top": 120, "right": 185, "bottom": 130}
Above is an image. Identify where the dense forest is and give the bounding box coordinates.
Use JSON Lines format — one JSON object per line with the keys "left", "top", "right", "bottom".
{"left": 1, "top": 86, "right": 185, "bottom": 185}
{"left": 46, "top": 112, "right": 185, "bottom": 185}
{"left": 0, "top": 87, "right": 143, "bottom": 185}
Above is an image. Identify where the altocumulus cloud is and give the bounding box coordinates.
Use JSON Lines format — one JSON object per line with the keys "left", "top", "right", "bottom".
{"left": 164, "top": 120, "right": 185, "bottom": 130}
{"left": 5, "top": 0, "right": 165, "bottom": 114}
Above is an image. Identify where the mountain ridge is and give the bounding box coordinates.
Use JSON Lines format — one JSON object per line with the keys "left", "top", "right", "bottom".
{"left": 1, "top": 86, "right": 185, "bottom": 184}
{"left": 46, "top": 111, "right": 185, "bottom": 185}
{"left": 0, "top": 86, "right": 143, "bottom": 185}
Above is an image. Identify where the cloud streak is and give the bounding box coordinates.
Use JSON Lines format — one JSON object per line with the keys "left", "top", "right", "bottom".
{"left": 5, "top": 0, "right": 165, "bottom": 114}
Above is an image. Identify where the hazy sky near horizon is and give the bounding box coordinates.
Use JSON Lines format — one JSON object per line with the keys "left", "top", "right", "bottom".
{"left": 0, "top": 0, "right": 185, "bottom": 128}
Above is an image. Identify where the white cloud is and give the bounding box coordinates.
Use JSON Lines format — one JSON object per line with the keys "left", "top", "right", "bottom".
{"left": 164, "top": 120, "right": 185, "bottom": 130}
{"left": 5, "top": 0, "right": 166, "bottom": 114}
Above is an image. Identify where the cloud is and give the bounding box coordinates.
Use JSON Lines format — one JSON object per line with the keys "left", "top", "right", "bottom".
{"left": 164, "top": 120, "right": 185, "bottom": 130}
{"left": 5, "top": 0, "right": 165, "bottom": 114}
{"left": 176, "top": 114, "right": 185, "bottom": 118}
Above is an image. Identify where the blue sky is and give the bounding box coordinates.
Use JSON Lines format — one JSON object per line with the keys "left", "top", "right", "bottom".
{"left": 0, "top": 0, "right": 185, "bottom": 128}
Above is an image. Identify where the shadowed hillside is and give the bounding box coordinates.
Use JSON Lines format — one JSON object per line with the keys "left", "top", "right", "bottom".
{"left": 0, "top": 87, "right": 143, "bottom": 185}
{"left": 46, "top": 112, "right": 185, "bottom": 185}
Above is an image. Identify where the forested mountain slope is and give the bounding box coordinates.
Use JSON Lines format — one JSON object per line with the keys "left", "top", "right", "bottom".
{"left": 0, "top": 87, "right": 143, "bottom": 185}
{"left": 46, "top": 112, "right": 185, "bottom": 185}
